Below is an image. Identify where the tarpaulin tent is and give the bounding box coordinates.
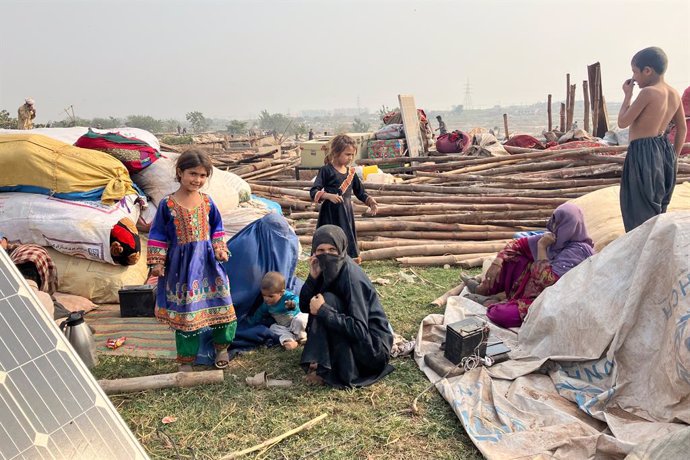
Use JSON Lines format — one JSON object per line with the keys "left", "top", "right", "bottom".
{"left": 415, "top": 212, "right": 690, "bottom": 458}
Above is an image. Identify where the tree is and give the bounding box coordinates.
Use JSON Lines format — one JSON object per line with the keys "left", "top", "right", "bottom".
{"left": 227, "top": 120, "right": 248, "bottom": 135}
{"left": 91, "top": 117, "right": 120, "bottom": 129}
{"left": 125, "top": 115, "right": 163, "bottom": 133}
{"left": 186, "top": 111, "right": 210, "bottom": 133}
{"left": 52, "top": 117, "right": 92, "bottom": 128}
{"left": 352, "top": 118, "right": 370, "bottom": 132}
{"left": 161, "top": 118, "right": 182, "bottom": 132}
{"left": 258, "top": 110, "right": 292, "bottom": 133}
{"left": 0, "top": 110, "right": 17, "bottom": 129}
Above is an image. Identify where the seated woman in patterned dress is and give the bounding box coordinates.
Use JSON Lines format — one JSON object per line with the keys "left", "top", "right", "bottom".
{"left": 464, "top": 203, "right": 595, "bottom": 328}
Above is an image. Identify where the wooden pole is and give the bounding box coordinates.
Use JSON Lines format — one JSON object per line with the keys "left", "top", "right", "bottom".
{"left": 583, "top": 80, "right": 590, "bottom": 134}
{"left": 220, "top": 413, "right": 328, "bottom": 459}
{"left": 592, "top": 69, "right": 600, "bottom": 137}
{"left": 547, "top": 94, "right": 552, "bottom": 131}
{"left": 429, "top": 283, "right": 465, "bottom": 307}
{"left": 559, "top": 103, "right": 566, "bottom": 132}
{"left": 565, "top": 73, "right": 571, "bottom": 129}
{"left": 360, "top": 241, "right": 508, "bottom": 261}
{"left": 503, "top": 113, "right": 509, "bottom": 140}
{"left": 568, "top": 84, "right": 576, "bottom": 130}
{"left": 98, "top": 370, "right": 224, "bottom": 395}
{"left": 397, "top": 253, "right": 495, "bottom": 267}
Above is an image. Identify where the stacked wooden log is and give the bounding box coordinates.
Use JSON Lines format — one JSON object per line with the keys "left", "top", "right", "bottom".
{"left": 246, "top": 142, "right": 690, "bottom": 266}
{"left": 208, "top": 145, "right": 301, "bottom": 181}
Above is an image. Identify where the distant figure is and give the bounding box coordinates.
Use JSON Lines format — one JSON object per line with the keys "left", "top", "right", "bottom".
{"left": 435, "top": 115, "right": 447, "bottom": 135}
{"left": 572, "top": 121, "right": 578, "bottom": 131}
{"left": 177, "top": 125, "right": 182, "bottom": 134}
{"left": 17, "top": 98, "right": 36, "bottom": 130}
{"left": 308, "top": 128, "right": 314, "bottom": 140}
{"left": 182, "top": 127, "right": 187, "bottom": 135}
{"left": 617, "top": 46, "right": 686, "bottom": 232}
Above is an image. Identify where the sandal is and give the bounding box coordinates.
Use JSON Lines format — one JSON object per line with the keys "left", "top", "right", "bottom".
{"left": 215, "top": 348, "right": 230, "bottom": 369}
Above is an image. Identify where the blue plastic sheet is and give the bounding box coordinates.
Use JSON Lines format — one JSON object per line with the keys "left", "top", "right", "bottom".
{"left": 195, "top": 213, "right": 303, "bottom": 365}
{"left": 250, "top": 195, "right": 283, "bottom": 215}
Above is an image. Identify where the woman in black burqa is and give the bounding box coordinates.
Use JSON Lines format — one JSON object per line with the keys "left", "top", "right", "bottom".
{"left": 299, "top": 225, "right": 394, "bottom": 388}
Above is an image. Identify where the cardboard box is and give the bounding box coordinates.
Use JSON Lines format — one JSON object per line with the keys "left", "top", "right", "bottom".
{"left": 299, "top": 132, "right": 374, "bottom": 168}
{"left": 366, "top": 139, "right": 407, "bottom": 159}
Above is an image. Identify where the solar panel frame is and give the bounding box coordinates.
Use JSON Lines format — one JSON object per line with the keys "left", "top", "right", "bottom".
{"left": 0, "top": 248, "right": 149, "bottom": 460}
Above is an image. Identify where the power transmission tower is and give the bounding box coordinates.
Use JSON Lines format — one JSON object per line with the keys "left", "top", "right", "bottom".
{"left": 463, "top": 79, "right": 473, "bottom": 110}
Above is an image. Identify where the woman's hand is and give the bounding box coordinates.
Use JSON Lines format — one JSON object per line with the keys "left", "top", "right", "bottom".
{"left": 538, "top": 232, "right": 556, "bottom": 249}
{"left": 151, "top": 264, "right": 165, "bottom": 277}
{"left": 537, "top": 232, "right": 556, "bottom": 261}
{"left": 325, "top": 193, "right": 343, "bottom": 204}
{"left": 309, "top": 256, "right": 321, "bottom": 279}
{"left": 215, "top": 248, "right": 229, "bottom": 263}
{"left": 310, "top": 294, "right": 325, "bottom": 315}
{"left": 478, "top": 259, "right": 502, "bottom": 293}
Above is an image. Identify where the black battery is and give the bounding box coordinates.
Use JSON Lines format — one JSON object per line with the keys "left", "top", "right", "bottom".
{"left": 444, "top": 317, "right": 489, "bottom": 365}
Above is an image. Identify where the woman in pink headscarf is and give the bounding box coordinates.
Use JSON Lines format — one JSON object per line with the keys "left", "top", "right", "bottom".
{"left": 464, "top": 203, "right": 595, "bottom": 328}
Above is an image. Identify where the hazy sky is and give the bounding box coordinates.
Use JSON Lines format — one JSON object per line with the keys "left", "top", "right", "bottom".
{"left": 1, "top": 0, "right": 688, "bottom": 123}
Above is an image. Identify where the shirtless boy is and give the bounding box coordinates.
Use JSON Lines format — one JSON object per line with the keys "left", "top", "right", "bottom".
{"left": 617, "top": 47, "right": 686, "bottom": 232}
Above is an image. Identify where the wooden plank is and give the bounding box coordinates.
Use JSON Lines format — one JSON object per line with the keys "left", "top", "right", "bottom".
{"left": 398, "top": 94, "right": 424, "bottom": 158}
{"left": 587, "top": 62, "right": 610, "bottom": 137}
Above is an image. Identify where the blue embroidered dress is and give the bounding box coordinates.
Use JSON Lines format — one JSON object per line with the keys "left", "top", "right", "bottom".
{"left": 147, "top": 193, "right": 236, "bottom": 332}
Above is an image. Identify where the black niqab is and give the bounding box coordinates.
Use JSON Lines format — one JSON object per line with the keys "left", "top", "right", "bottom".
{"left": 311, "top": 225, "right": 348, "bottom": 286}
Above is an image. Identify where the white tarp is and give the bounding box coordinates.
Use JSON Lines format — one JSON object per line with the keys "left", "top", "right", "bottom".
{"left": 0, "top": 192, "right": 141, "bottom": 264}
{"left": 415, "top": 212, "right": 690, "bottom": 459}
{"left": 0, "top": 126, "right": 160, "bottom": 151}
{"left": 132, "top": 152, "right": 251, "bottom": 213}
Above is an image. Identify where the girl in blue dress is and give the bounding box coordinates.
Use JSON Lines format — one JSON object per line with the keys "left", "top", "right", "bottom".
{"left": 147, "top": 150, "right": 236, "bottom": 370}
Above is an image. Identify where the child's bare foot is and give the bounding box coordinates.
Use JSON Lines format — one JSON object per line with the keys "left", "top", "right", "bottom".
{"left": 283, "top": 340, "right": 299, "bottom": 350}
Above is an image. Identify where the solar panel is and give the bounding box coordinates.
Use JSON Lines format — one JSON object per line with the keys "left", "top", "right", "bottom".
{"left": 0, "top": 248, "right": 148, "bottom": 460}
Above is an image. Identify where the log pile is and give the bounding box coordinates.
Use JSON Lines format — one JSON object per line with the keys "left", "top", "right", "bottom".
{"left": 208, "top": 145, "right": 302, "bottom": 181}
{"left": 245, "top": 142, "right": 690, "bottom": 266}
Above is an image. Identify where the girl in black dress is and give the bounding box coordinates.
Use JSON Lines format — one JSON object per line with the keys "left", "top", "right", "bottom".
{"left": 310, "top": 134, "right": 378, "bottom": 262}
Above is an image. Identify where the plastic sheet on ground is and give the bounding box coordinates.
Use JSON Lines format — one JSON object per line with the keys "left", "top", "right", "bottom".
{"left": 415, "top": 212, "right": 690, "bottom": 459}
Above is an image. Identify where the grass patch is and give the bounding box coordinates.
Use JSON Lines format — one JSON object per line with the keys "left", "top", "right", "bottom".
{"left": 94, "top": 261, "right": 483, "bottom": 459}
